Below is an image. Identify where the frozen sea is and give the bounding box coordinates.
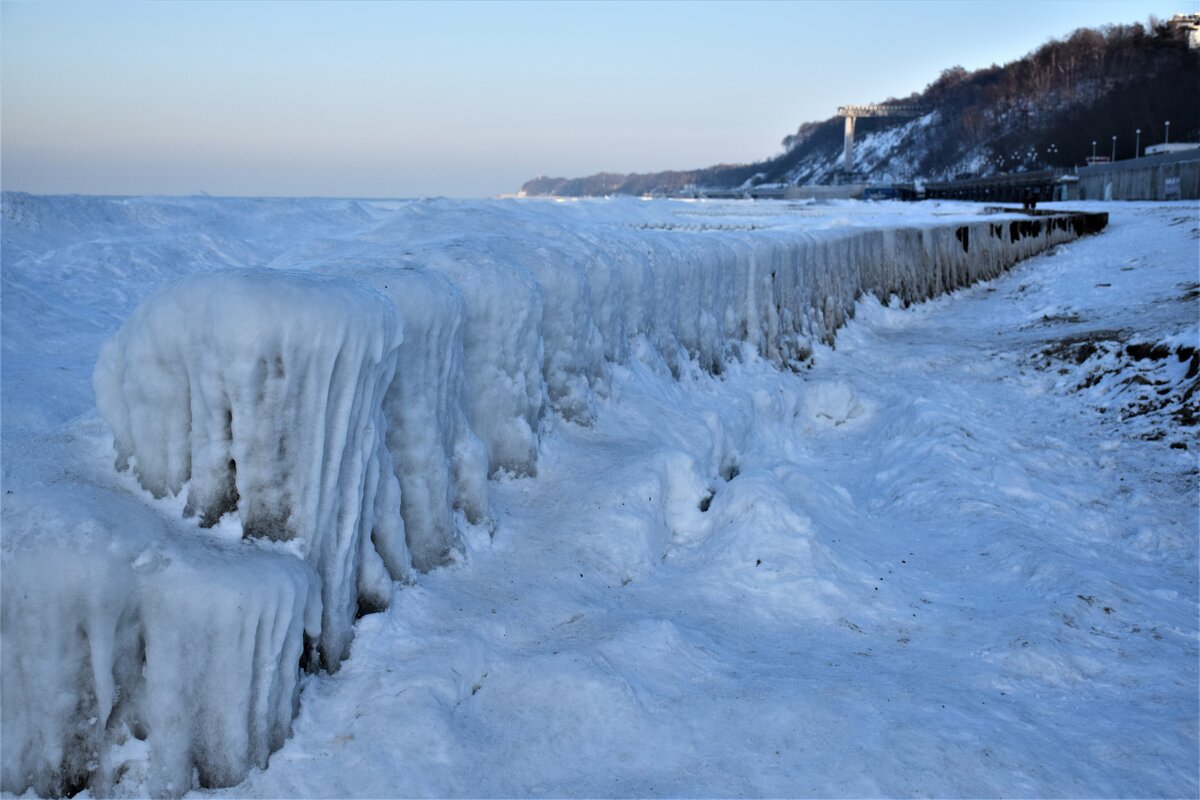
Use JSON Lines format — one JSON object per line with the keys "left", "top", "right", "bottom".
{"left": 1, "top": 195, "right": 1196, "bottom": 798}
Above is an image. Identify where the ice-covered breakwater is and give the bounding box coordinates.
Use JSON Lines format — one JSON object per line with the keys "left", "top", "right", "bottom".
{"left": 1, "top": 199, "right": 1107, "bottom": 797}
{"left": 93, "top": 271, "right": 408, "bottom": 669}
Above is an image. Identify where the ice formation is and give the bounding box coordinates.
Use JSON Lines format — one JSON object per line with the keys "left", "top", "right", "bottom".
{"left": 311, "top": 257, "right": 492, "bottom": 569}
{"left": 404, "top": 241, "right": 548, "bottom": 477}
{"left": 0, "top": 491, "right": 319, "bottom": 797}
{"left": 2, "top": 197, "right": 1107, "bottom": 797}
{"left": 93, "top": 269, "right": 408, "bottom": 667}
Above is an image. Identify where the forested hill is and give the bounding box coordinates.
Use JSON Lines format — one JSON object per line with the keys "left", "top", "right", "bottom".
{"left": 520, "top": 15, "right": 1200, "bottom": 197}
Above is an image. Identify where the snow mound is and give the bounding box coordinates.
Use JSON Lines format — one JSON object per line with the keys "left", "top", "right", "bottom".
{"left": 93, "top": 269, "right": 407, "bottom": 667}
{"left": 803, "top": 380, "right": 868, "bottom": 426}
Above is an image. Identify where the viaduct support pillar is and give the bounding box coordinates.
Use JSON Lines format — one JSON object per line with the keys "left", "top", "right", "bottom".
{"left": 843, "top": 115, "right": 856, "bottom": 172}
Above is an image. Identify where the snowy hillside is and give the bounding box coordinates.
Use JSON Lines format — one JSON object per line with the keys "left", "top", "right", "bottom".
{"left": 1, "top": 194, "right": 1196, "bottom": 798}
{"left": 522, "top": 18, "right": 1199, "bottom": 196}
{"left": 782, "top": 113, "right": 940, "bottom": 186}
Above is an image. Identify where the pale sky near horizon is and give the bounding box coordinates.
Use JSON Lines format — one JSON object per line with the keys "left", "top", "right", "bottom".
{"left": 1, "top": 0, "right": 1192, "bottom": 198}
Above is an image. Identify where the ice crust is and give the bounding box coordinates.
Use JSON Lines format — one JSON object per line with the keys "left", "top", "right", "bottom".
{"left": 3, "top": 198, "right": 1100, "bottom": 797}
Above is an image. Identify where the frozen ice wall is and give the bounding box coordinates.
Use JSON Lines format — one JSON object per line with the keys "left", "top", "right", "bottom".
{"left": 3, "top": 198, "right": 1105, "bottom": 798}
{"left": 93, "top": 269, "right": 408, "bottom": 667}
{"left": 0, "top": 487, "right": 319, "bottom": 797}
{"left": 391, "top": 240, "right": 548, "bottom": 477}
{"left": 267, "top": 243, "right": 495, "bottom": 570}
{"left": 315, "top": 257, "right": 492, "bottom": 570}
{"left": 96, "top": 207, "right": 1097, "bottom": 666}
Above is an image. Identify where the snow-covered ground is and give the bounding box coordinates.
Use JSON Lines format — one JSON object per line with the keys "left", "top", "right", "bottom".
{"left": 2, "top": 196, "right": 1196, "bottom": 797}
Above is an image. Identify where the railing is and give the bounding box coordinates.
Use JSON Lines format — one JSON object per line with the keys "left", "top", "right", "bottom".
{"left": 837, "top": 104, "right": 927, "bottom": 118}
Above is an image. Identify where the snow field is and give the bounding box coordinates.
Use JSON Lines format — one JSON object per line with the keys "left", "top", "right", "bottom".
{"left": 1, "top": 195, "right": 1113, "bottom": 796}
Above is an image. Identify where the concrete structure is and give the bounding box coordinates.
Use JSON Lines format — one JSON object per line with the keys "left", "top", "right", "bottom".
{"left": 923, "top": 170, "right": 1060, "bottom": 204}
{"left": 692, "top": 184, "right": 867, "bottom": 201}
{"left": 920, "top": 148, "right": 1200, "bottom": 203}
{"left": 1145, "top": 143, "right": 1200, "bottom": 157}
{"left": 780, "top": 184, "right": 866, "bottom": 201}
{"left": 1076, "top": 148, "right": 1200, "bottom": 200}
{"left": 1169, "top": 12, "right": 1200, "bottom": 49}
{"left": 836, "top": 104, "right": 926, "bottom": 172}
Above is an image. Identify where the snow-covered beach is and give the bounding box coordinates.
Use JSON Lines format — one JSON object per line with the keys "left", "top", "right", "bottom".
{"left": 2, "top": 196, "right": 1196, "bottom": 797}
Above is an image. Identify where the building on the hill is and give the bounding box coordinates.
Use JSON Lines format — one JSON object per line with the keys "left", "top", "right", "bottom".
{"left": 1169, "top": 13, "right": 1200, "bottom": 49}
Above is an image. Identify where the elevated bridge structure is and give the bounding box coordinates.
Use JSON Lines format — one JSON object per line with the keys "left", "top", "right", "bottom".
{"left": 922, "top": 170, "right": 1061, "bottom": 204}
{"left": 836, "top": 104, "right": 927, "bottom": 172}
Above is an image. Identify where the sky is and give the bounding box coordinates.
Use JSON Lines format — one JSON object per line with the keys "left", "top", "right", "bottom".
{"left": 1, "top": 0, "right": 1192, "bottom": 198}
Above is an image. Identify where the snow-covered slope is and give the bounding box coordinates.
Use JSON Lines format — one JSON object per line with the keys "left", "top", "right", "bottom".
{"left": 785, "top": 113, "right": 941, "bottom": 186}
{"left": 3, "top": 194, "right": 1192, "bottom": 798}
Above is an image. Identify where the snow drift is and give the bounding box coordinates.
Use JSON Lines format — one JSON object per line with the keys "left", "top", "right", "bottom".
{"left": 1, "top": 198, "right": 1107, "bottom": 797}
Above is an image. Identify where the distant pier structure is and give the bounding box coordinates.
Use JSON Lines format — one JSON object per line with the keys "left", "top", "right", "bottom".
{"left": 837, "top": 104, "right": 927, "bottom": 171}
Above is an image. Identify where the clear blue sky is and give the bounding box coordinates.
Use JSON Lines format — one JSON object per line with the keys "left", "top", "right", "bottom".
{"left": 1, "top": 0, "right": 1190, "bottom": 197}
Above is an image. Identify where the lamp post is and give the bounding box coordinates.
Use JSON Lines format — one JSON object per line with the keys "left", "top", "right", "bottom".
{"left": 1092, "top": 140, "right": 1097, "bottom": 160}
{"left": 1111, "top": 135, "right": 1117, "bottom": 162}
{"left": 1165, "top": 120, "right": 1171, "bottom": 144}
{"left": 1135, "top": 128, "right": 1141, "bottom": 158}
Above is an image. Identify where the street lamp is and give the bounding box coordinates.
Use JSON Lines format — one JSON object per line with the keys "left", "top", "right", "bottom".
{"left": 1165, "top": 120, "right": 1171, "bottom": 144}
{"left": 1092, "top": 140, "right": 1097, "bottom": 160}
{"left": 1136, "top": 128, "right": 1141, "bottom": 158}
{"left": 1111, "top": 135, "right": 1117, "bottom": 162}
